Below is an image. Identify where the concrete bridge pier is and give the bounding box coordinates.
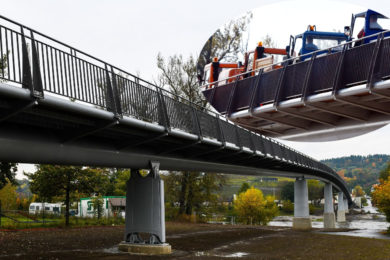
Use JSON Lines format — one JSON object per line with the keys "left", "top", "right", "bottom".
{"left": 323, "top": 183, "right": 336, "bottom": 228}
{"left": 118, "top": 161, "right": 171, "bottom": 255}
{"left": 344, "top": 199, "right": 349, "bottom": 214}
{"left": 337, "top": 192, "right": 346, "bottom": 222}
{"left": 293, "top": 177, "right": 312, "bottom": 230}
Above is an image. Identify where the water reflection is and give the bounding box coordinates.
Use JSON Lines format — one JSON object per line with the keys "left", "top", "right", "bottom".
{"left": 269, "top": 199, "right": 390, "bottom": 239}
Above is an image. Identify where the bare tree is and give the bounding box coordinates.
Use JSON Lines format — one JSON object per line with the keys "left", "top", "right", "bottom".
{"left": 197, "top": 12, "right": 253, "bottom": 77}
{"left": 156, "top": 12, "right": 252, "bottom": 219}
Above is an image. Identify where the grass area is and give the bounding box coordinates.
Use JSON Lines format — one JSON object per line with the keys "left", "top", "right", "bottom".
{"left": 0, "top": 215, "right": 125, "bottom": 229}
{"left": 220, "top": 174, "right": 295, "bottom": 200}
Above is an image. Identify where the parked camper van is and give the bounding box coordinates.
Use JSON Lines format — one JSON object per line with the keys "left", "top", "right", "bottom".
{"left": 29, "top": 202, "right": 62, "bottom": 215}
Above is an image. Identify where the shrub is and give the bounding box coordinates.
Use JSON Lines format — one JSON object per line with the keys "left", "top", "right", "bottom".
{"left": 281, "top": 200, "right": 294, "bottom": 214}
{"left": 234, "top": 187, "right": 278, "bottom": 225}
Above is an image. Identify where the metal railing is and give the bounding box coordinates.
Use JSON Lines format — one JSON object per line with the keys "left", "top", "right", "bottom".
{"left": 0, "top": 14, "right": 341, "bottom": 180}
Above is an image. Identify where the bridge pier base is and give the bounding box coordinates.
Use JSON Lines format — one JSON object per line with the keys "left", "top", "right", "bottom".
{"left": 119, "top": 161, "right": 171, "bottom": 255}
{"left": 344, "top": 199, "right": 349, "bottom": 214}
{"left": 323, "top": 183, "right": 336, "bottom": 229}
{"left": 293, "top": 177, "right": 312, "bottom": 230}
{"left": 337, "top": 192, "right": 346, "bottom": 222}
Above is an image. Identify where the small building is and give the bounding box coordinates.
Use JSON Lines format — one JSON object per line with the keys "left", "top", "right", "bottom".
{"left": 29, "top": 202, "right": 62, "bottom": 215}
{"left": 78, "top": 196, "right": 126, "bottom": 218}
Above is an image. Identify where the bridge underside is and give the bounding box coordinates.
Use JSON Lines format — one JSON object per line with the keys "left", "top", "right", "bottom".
{"left": 0, "top": 83, "right": 349, "bottom": 199}
{"left": 230, "top": 80, "right": 390, "bottom": 141}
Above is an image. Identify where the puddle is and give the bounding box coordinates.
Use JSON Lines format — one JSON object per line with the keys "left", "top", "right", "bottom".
{"left": 168, "top": 229, "right": 233, "bottom": 239}
{"left": 195, "top": 251, "right": 249, "bottom": 258}
{"left": 101, "top": 246, "right": 122, "bottom": 254}
{"left": 269, "top": 199, "right": 390, "bottom": 240}
{"left": 225, "top": 252, "right": 249, "bottom": 257}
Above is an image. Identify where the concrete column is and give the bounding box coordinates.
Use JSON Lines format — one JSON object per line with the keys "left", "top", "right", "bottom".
{"left": 119, "top": 162, "right": 171, "bottom": 255}
{"left": 293, "top": 177, "right": 311, "bottom": 229}
{"left": 337, "top": 192, "right": 346, "bottom": 222}
{"left": 323, "top": 183, "right": 335, "bottom": 228}
{"left": 344, "top": 198, "right": 349, "bottom": 214}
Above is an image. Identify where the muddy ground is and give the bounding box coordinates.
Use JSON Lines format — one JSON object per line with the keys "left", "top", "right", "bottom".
{"left": 1, "top": 222, "right": 390, "bottom": 259}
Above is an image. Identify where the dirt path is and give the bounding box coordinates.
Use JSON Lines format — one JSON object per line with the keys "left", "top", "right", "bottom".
{"left": 1, "top": 223, "right": 390, "bottom": 259}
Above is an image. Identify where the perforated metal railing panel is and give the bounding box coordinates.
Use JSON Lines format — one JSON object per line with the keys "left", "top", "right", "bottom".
{"left": 256, "top": 69, "right": 281, "bottom": 105}
{"left": 342, "top": 43, "right": 374, "bottom": 86}
{"left": 281, "top": 60, "right": 310, "bottom": 99}
{"left": 306, "top": 52, "right": 340, "bottom": 95}
{"left": 230, "top": 76, "right": 256, "bottom": 111}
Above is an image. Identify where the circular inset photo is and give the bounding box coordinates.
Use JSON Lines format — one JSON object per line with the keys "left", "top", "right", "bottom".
{"left": 197, "top": 1, "right": 390, "bottom": 142}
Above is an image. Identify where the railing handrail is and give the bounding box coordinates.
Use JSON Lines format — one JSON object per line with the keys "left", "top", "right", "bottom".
{"left": 202, "top": 29, "right": 390, "bottom": 89}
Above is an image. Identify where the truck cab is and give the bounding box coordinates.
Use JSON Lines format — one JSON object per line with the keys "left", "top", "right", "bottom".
{"left": 290, "top": 25, "right": 348, "bottom": 61}
{"left": 348, "top": 9, "right": 390, "bottom": 44}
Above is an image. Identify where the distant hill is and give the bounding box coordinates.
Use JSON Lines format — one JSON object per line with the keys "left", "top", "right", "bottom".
{"left": 321, "top": 154, "right": 390, "bottom": 193}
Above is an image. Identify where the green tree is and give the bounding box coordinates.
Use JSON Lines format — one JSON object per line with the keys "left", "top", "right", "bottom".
{"left": 353, "top": 185, "right": 365, "bottom": 197}
{"left": 112, "top": 169, "right": 131, "bottom": 196}
{"left": 281, "top": 181, "right": 294, "bottom": 202}
{"left": 0, "top": 162, "right": 17, "bottom": 189}
{"left": 308, "top": 180, "right": 324, "bottom": 206}
{"left": 91, "top": 195, "right": 104, "bottom": 219}
{"left": 0, "top": 182, "right": 18, "bottom": 210}
{"left": 282, "top": 200, "right": 294, "bottom": 214}
{"left": 379, "top": 163, "right": 390, "bottom": 182}
{"left": 238, "top": 182, "right": 250, "bottom": 194}
{"left": 26, "top": 165, "right": 110, "bottom": 226}
{"left": 163, "top": 171, "right": 225, "bottom": 218}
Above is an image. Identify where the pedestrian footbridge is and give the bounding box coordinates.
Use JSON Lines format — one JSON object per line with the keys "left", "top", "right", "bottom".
{"left": 0, "top": 15, "right": 351, "bottom": 248}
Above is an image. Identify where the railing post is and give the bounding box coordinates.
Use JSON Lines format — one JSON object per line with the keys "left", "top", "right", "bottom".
{"left": 30, "top": 32, "right": 44, "bottom": 98}
{"left": 156, "top": 89, "right": 171, "bottom": 132}
{"left": 20, "top": 27, "right": 33, "bottom": 92}
{"left": 249, "top": 132, "right": 257, "bottom": 154}
{"left": 249, "top": 69, "right": 264, "bottom": 111}
{"left": 274, "top": 61, "right": 288, "bottom": 106}
{"left": 226, "top": 76, "right": 240, "bottom": 116}
{"left": 104, "top": 64, "right": 117, "bottom": 114}
{"left": 110, "top": 67, "right": 123, "bottom": 117}
{"left": 332, "top": 45, "right": 348, "bottom": 96}
{"left": 301, "top": 53, "right": 317, "bottom": 102}
{"left": 216, "top": 114, "right": 226, "bottom": 144}
{"left": 234, "top": 125, "right": 242, "bottom": 150}
{"left": 191, "top": 107, "right": 203, "bottom": 140}
{"left": 367, "top": 33, "right": 384, "bottom": 90}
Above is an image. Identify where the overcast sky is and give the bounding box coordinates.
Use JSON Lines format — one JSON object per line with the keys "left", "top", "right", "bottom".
{"left": 0, "top": 0, "right": 388, "bottom": 178}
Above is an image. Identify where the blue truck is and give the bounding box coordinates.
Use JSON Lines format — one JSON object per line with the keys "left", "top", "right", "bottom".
{"left": 288, "top": 9, "right": 389, "bottom": 61}
{"left": 346, "top": 9, "right": 390, "bottom": 45}
{"left": 288, "top": 25, "right": 348, "bottom": 61}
